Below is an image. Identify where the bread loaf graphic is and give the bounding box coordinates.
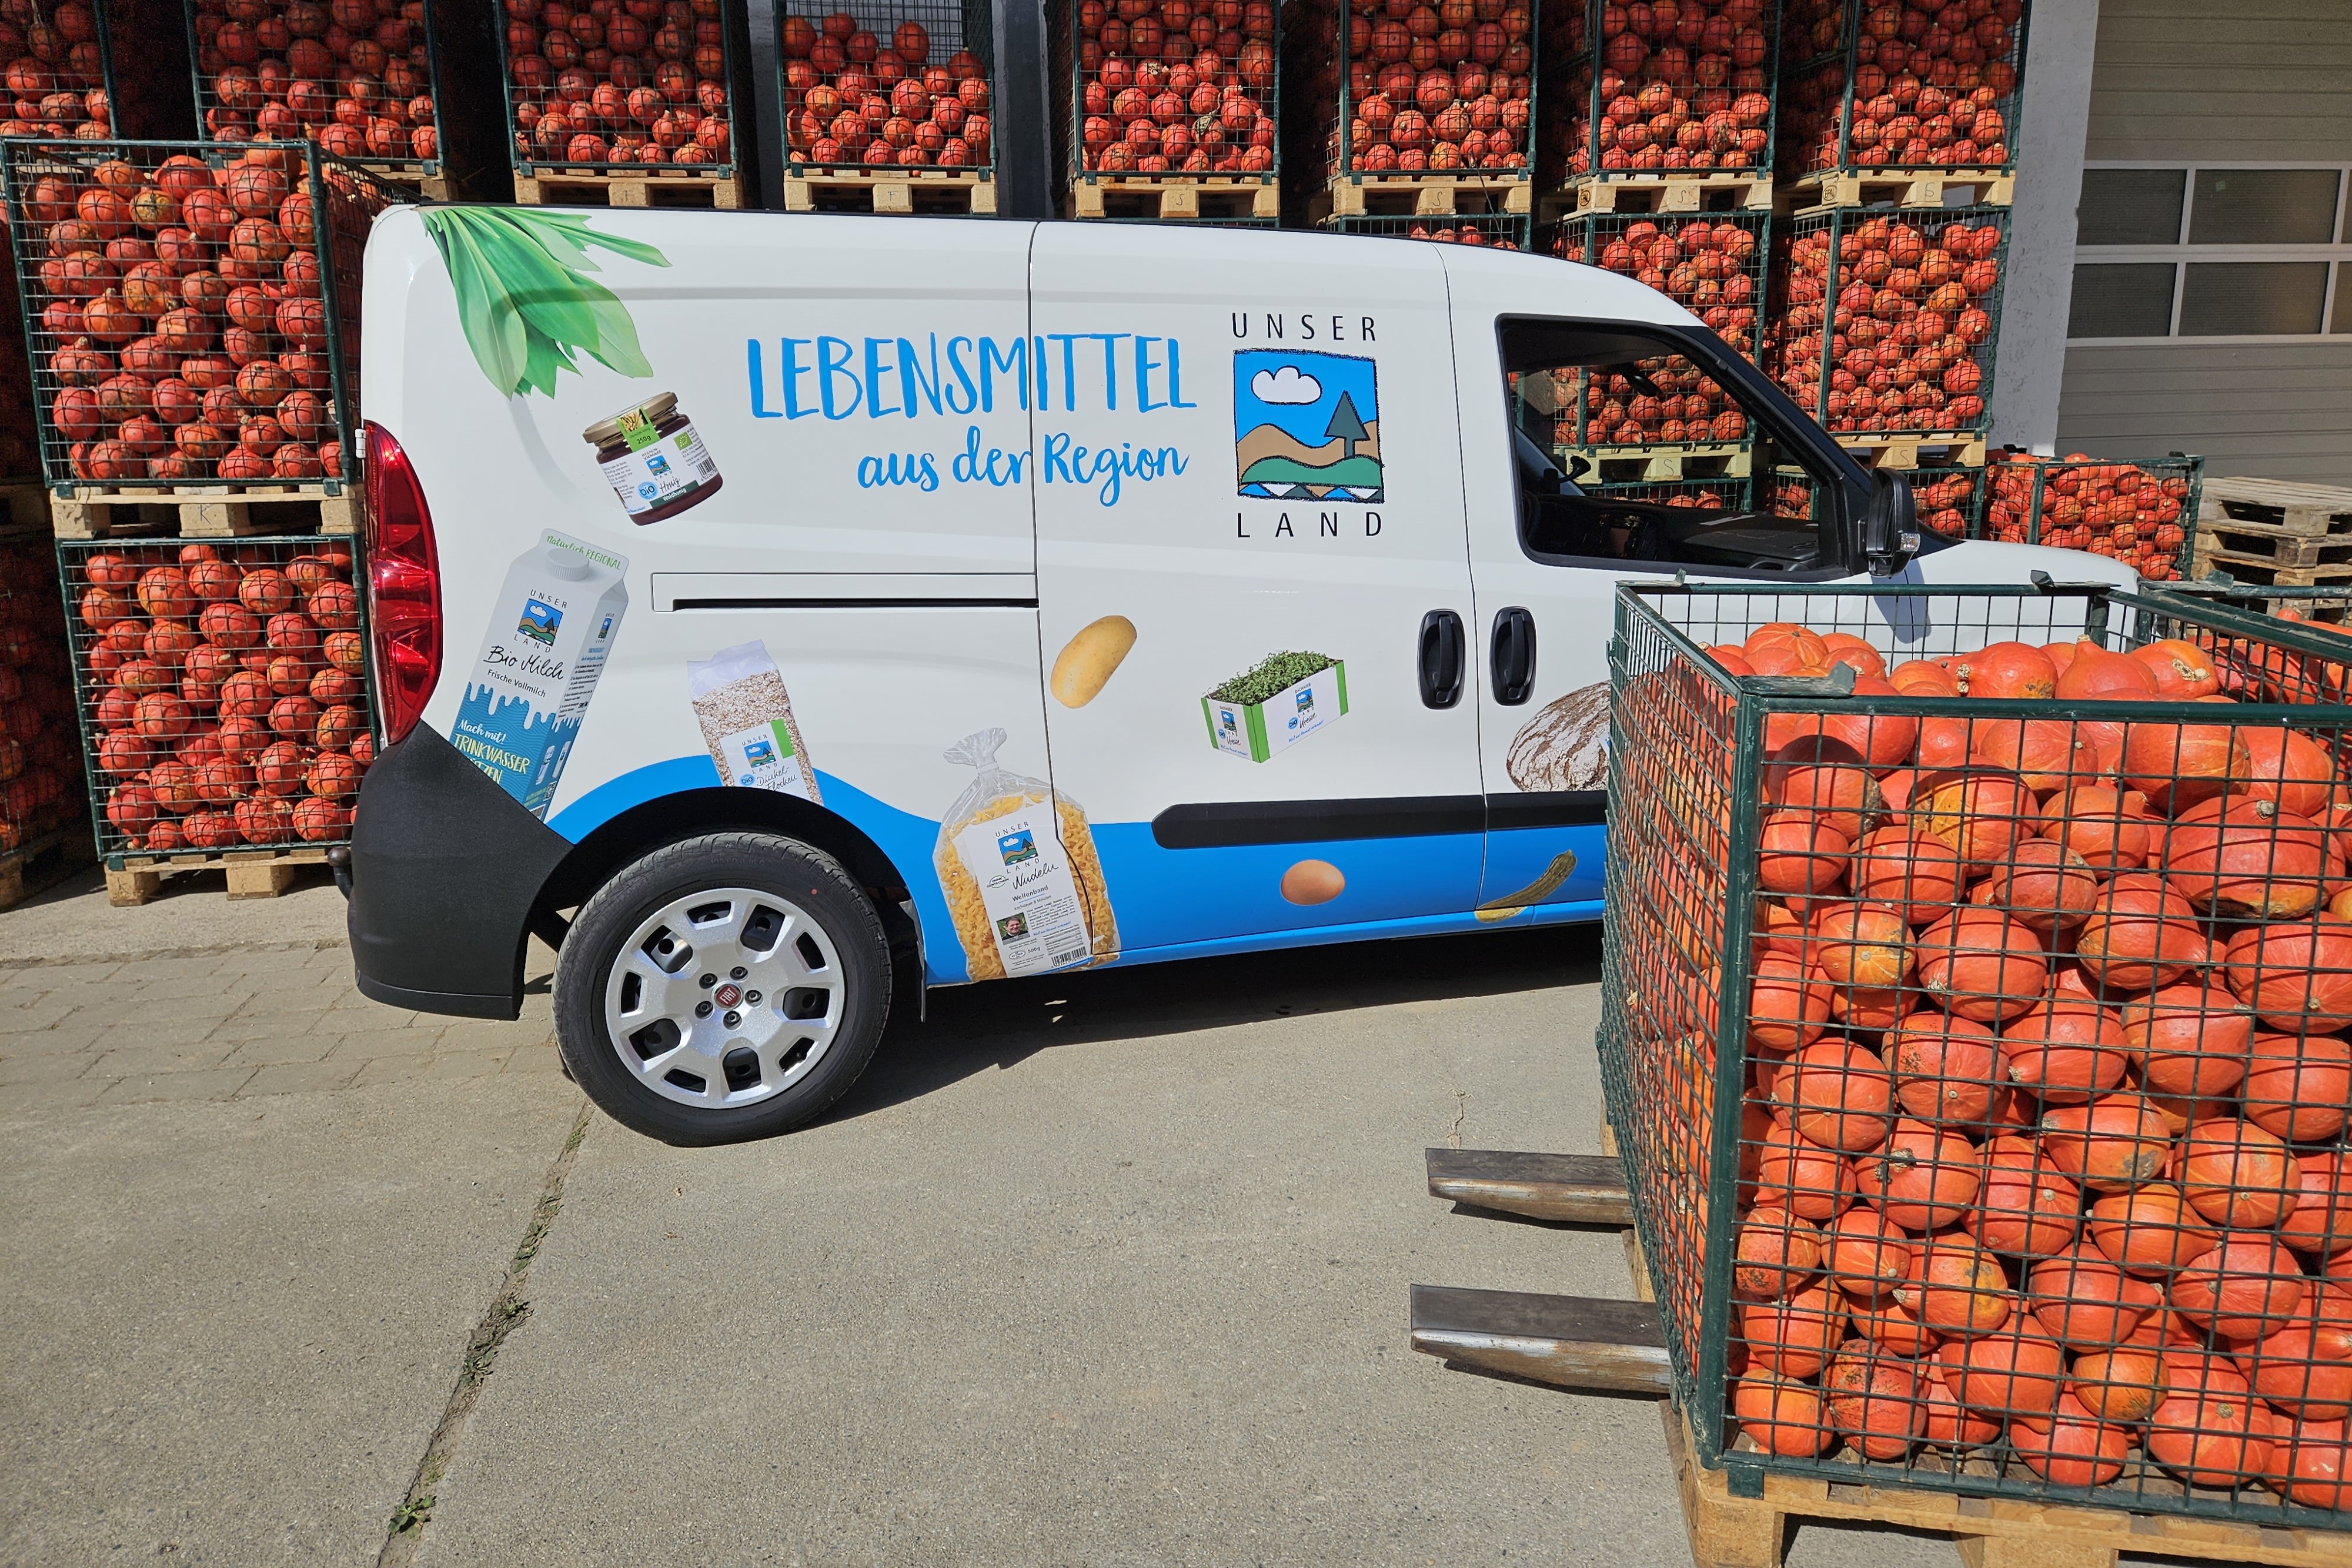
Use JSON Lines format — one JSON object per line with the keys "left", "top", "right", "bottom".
{"left": 1506, "top": 682, "right": 1611, "bottom": 793}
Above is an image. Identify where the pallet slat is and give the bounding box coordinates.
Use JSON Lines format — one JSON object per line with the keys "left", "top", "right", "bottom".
{"left": 1324, "top": 173, "right": 1532, "bottom": 218}
{"left": 1553, "top": 173, "right": 1773, "bottom": 216}
{"left": 1070, "top": 176, "right": 1276, "bottom": 221}
{"left": 513, "top": 169, "right": 745, "bottom": 210}
{"left": 785, "top": 169, "right": 998, "bottom": 215}
{"left": 105, "top": 846, "right": 335, "bottom": 907}
{"left": 1785, "top": 169, "right": 2014, "bottom": 210}
{"left": 51, "top": 486, "right": 361, "bottom": 540}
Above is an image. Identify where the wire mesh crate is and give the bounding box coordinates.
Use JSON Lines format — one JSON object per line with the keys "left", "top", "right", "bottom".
{"left": 1536, "top": 0, "right": 1777, "bottom": 186}
{"left": 1329, "top": 210, "right": 1525, "bottom": 245}
{"left": 1904, "top": 460, "right": 1982, "bottom": 543}
{"left": 500, "top": 0, "right": 740, "bottom": 179}
{"left": 183, "top": 0, "right": 446, "bottom": 178}
{"left": 1279, "top": 0, "right": 1532, "bottom": 207}
{"left": 1602, "top": 578, "right": 2352, "bottom": 1525}
{"left": 2, "top": 139, "right": 388, "bottom": 495}
{"left": 0, "top": 0, "right": 121, "bottom": 139}
{"left": 1048, "top": 0, "right": 1269, "bottom": 198}
{"left": 1775, "top": 0, "right": 2023, "bottom": 188}
{"left": 1763, "top": 203, "right": 2006, "bottom": 441}
{"left": 1550, "top": 208, "right": 1767, "bottom": 359}
{"left": 779, "top": 0, "right": 991, "bottom": 178}
{"left": 61, "top": 534, "right": 368, "bottom": 857}
{"left": 1983, "top": 453, "right": 2204, "bottom": 584}
{"left": 0, "top": 246, "right": 43, "bottom": 483}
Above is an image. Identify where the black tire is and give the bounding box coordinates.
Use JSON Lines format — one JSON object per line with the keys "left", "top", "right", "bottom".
{"left": 554, "top": 831, "right": 891, "bottom": 1145}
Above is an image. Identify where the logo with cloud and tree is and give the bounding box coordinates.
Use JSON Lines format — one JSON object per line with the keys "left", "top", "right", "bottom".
{"left": 1233, "top": 349, "right": 1384, "bottom": 502}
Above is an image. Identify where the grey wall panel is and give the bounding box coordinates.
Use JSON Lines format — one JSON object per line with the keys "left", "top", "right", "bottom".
{"left": 1990, "top": 0, "right": 2100, "bottom": 454}
{"left": 2056, "top": 343, "right": 2352, "bottom": 482}
{"left": 2086, "top": 0, "right": 2352, "bottom": 161}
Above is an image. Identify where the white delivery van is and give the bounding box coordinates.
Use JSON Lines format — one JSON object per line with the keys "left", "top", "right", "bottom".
{"left": 347, "top": 209, "right": 2129, "bottom": 1144}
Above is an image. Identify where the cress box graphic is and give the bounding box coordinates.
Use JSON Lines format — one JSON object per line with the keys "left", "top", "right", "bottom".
{"left": 1233, "top": 350, "right": 1385, "bottom": 503}
{"left": 1202, "top": 651, "right": 1350, "bottom": 763}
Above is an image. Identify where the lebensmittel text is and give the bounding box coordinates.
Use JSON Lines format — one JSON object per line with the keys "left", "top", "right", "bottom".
{"left": 451, "top": 531, "right": 630, "bottom": 817}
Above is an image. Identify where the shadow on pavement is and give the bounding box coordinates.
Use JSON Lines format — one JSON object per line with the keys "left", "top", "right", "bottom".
{"left": 828, "top": 920, "right": 1603, "bottom": 1125}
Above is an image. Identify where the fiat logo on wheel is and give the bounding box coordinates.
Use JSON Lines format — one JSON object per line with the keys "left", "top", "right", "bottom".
{"left": 714, "top": 983, "right": 742, "bottom": 1008}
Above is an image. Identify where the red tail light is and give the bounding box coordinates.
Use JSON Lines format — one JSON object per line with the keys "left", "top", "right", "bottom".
{"left": 363, "top": 421, "right": 441, "bottom": 744}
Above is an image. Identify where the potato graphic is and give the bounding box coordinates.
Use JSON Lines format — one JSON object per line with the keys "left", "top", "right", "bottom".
{"left": 1050, "top": 616, "right": 1138, "bottom": 708}
{"left": 1281, "top": 859, "right": 1345, "bottom": 905}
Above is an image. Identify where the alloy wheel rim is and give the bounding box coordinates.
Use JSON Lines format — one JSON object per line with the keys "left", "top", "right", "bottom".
{"left": 602, "top": 886, "right": 844, "bottom": 1110}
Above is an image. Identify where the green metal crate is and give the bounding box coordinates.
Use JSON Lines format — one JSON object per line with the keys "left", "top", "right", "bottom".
{"left": 1327, "top": 210, "right": 1529, "bottom": 248}
{"left": 1601, "top": 577, "right": 2352, "bottom": 1524}
{"left": 1, "top": 139, "right": 391, "bottom": 494}
{"left": 1048, "top": 0, "right": 1274, "bottom": 201}
{"left": 1983, "top": 452, "right": 2204, "bottom": 583}
{"left": 182, "top": 0, "right": 447, "bottom": 176}
{"left": 1538, "top": 0, "right": 1781, "bottom": 186}
{"left": 778, "top": 0, "right": 996, "bottom": 181}
{"left": 1548, "top": 208, "right": 1770, "bottom": 363}
{"left": 500, "top": 0, "right": 747, "bottom": 180}
{"left": 1774, "top": 0, "right": 2026, "bottom": 184}
{"left": 1763, "top": 203, "right": 2008, "bottom": 441}
{"left": 1281, "top": 0, "right": 1535, "bottom": 193}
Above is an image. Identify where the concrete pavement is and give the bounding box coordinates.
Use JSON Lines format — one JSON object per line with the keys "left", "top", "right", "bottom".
{"left": 0, "top": 868, "right": 2052, "bottom": 1566}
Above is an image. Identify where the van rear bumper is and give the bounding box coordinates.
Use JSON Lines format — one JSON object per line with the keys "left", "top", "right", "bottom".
{"left": 348, "top": 724, "right": 573, "bottom": 1021}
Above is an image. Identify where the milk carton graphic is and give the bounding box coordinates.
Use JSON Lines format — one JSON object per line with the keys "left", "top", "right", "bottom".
{"left": 450, "top": 530, "right": 629, "bottom": 818}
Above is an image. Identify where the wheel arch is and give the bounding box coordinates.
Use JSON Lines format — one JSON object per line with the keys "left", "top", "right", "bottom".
{"left": 536, "top": 788, "right": 924, "bottom": 991}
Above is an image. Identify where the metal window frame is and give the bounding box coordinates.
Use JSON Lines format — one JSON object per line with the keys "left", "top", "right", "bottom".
{"left": 2068, "top": 159, "right": 2352, "bottom": 344}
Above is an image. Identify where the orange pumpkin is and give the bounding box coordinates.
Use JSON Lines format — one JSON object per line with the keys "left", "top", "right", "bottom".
{"left": 1751, "top": 1124, "right": 1859, "bottom": 1222}
{"left": 1823, "top": 1346, "right": 1926, "bottom": 1460}
{"left": 2133, "top": 637, "right": 2220, "bottom": 697}
{"left": 1914, "top": 768, "right": 2043, "bottom": 868}
{"left": 1847, "top": 1288, "right": 1945, "bottom": 1356}
{"left": 1998, "top": 995, "right": 2131, "bottom": 1104}
{"left": 1849, "top": 828, "right": 1964, "bottom": 925}
{"left": 2281, "top": 1150, "right": 2352, "bottom": 1259}
{"left": 1913, "top": 716, "right": 1974, "bottom": 771}
{"left": 2069, "top": 1345, "right": 2169, "bottom": 1423}
{"left": 2037, "top": 1094, "right": 2173, "bottom": 1193}
{"left": 1969, "top": 838, "right": 2101, "bottom": 933}
{"left": 2073, "top": 872, "right": 2211, "bottom": 994}
{"left": 2233, "top": 1295, "right": 2352, "bottom": 1421}
{"left": 1857, "top": 1118, "right": 1983, "bottom": 1233}
{"left": 2037, "top": 784, "right": 2156, "bottom": 872}
{"left": 1889, "top": 659, "right": 1960, "bottom": 697}
{"left": 2171, "top": 1235, "right": 2310, "bottom": 1343}
{"left": 2244, "top": 1030, "right": 2352, "bottom": 1144}
{"left": 1966, "top": 718, "right": 2083, "bottom": 793}
{"left": 2175, "top": 1117, "right": 2299, "bottom": 1230}
{"left": 2120, "top": 717, "right": 2251, "bottom": 812}
{"left": 1937, "top": 1319, "right": 2064, "bottom": 1420}
{"left": 1915, "top": 908, "right": 2050, "bottom": 1024}
{"left": 1919, "top": 1362, "right": 2003, "bottom": 1449}
{"left": 2116, "top": 981, "right": 2253, "bottom": 1100}
{"left": 2240, "top": 726, "right": 2341, "bottom": 820}
{"left": 2087, "top": 1183, "right": 2219, "bottom": 1277}
{"left": 2161, "top": 795, "right": 2330, "bottom": 920}
{"left": 2264, "top": 1416, "right": 2352, "bottom": 1509}
{"left": 2147, "top": 1358, "right": 2276, "bottom": 1488}
{"left": 1819, "top": 676, "right": 1920, "bottom": 771}
{"left": 1825, "top": 1205, "right": 1912, "bottom": 1300}
{"left": 1787, "top": 1039, "right": 1897, "bottom": 1154}
{"left": 2054, "top": 641, "right": 2158, "bottom": 704}
{"left": 1733, "top": 1206, "right": 1823, "bottom": 1302}
{"left": 1888, "top": 1009, "right": 2003, "bottom": 1128}
{"left": 1829, "top": 984, "right": 1906, "bottom": 1034}
{"left": 1965, "top": 1135, "right": 2083, "bottom": 1258}
{"left": 1746, "top": 954, "right": 1832, "bottom": 1054}
{"left": 1738, "top": 1278, "right": 1846, "bottom": 1378}
{"left": 1756, "top": 813, "right": 1851, "bottom": 900}
{"left": 2223, "top": 918, "right": 2352, "bottom": 1036}
{"left": 1953, "top": 641, "right": 2057, "bottom": 699}
{"left": 2006, "top": 1392, "right": 2132, "bottom": 1485}
{"left": 2026, "top": 1247, "right": 2162, "bottom": 1349}
{"left": 1732, "top": 1375, "right": 1836, "bottom": 1456}
{"left": 1764, "top": 735, "right": 1886, "bottom": 843}
{"left": 1805, "top": 901, "right": 1911, "bottom": 992}
{"left": 1897, "top": 1238, "right": 2012, "bottom": 1336}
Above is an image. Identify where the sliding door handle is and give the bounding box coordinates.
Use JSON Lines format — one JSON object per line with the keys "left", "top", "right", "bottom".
{"left": 1491, "top": 606, "right": 1536, "bottom": 706}
{"left": 1419, "top": 609, "right": 1465, "bottom": 709}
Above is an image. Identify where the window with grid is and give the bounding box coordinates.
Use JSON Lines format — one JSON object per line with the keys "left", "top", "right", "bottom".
{"left": 2067, "top": 165, "right": 2352, "bottom": 342}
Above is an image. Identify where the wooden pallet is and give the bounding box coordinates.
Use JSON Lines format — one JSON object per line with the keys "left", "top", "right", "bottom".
{"left": 0, "top": 821, "right": 94, "bottom": 912}
{"left": 1324, "top": 171, "right": 1532, "bottom": 218}
{"left": 784, "top": 167, "right": 997, "bottom": 215}
{"left": 1578, "top": 440, "right": 1753, "bottom": 483}
{"left": 2190, "top": 550, "right": 2352, "bottom": 589}
{"left": 1549, "top": 172, "right": 1773, "bottom": 216}
{"left": 2200, "top": 476, "right": 2352, "bottom": 538}
{"left": 1785, "top": 168, "right": 2013, "bottom": 210}
{"left": 51, "top": 485, "right": 360, "bottom": 540}
{"left": 2195, "top": 524, "right": 2352, "bottom": 571}
{"left": 1837, "top": 433, "right": 1989, "bottom": 470}
{"left": 352, "top": 159, "right": 450, "bottom": 200}
{"left": 1413, "top": 1129, "right": 2352, "bottom": 1568}
{"left": 513, "top": 167, "right": 744, "bottom": 209}
{"left": 1069, "top": 174, "right": 1275, "bottom": 221}
{"left": 105, "top": 844, "right": 335, "bottom": 906}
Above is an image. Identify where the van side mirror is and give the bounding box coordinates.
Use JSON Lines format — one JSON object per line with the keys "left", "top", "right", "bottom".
{"left": 1862, "top": 469, "right": 1920, "bottom": 576}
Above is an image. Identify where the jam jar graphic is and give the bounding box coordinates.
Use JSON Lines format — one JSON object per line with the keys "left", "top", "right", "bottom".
{"left": 584, "top": 392, "right": 722, "bottom": 523}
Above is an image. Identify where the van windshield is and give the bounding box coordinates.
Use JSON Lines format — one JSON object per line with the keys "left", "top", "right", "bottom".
{"left": 1498, "top": 320, "right": 1837, "bottom": 576}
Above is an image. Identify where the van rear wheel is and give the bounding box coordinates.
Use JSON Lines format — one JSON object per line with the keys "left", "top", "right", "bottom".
{"left": 554, "top": 832, "right": 891, "bottom": 1145}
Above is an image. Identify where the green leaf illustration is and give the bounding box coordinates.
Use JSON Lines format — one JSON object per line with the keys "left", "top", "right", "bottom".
{"left": 419, "top": 208, "right": 670, "bottom": 399}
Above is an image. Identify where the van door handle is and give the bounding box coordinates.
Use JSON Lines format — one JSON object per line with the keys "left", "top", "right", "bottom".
{"left": 1419, "top": 610, "right": 1465, "bottom": 709}
{"left": 1491, "top": 606, "right": 1536, "bottom": 706}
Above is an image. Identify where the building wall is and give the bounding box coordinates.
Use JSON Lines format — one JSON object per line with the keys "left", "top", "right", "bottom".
{"left": 2052, "top": 0, "right": 2352, "bottom": 483}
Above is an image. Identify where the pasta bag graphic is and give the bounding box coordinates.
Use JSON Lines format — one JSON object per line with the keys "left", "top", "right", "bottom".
{"left": 932, "top": 729, "right": 1117, "bottom": 981}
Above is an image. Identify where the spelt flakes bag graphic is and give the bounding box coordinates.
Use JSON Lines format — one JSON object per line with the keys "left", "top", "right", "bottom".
{"left": 688, "top": 640, "right": 820, "bottom": 803}
{"left": 933, "top": 729, "right": 1117, "bottom": 981}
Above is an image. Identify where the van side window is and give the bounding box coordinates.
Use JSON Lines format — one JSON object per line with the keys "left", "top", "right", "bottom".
{"left": 1498, "top": 320, "right": 1839, "bottom": 577}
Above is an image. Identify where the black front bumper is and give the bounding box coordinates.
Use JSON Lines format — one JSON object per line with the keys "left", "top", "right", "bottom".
{"left": 348, "top": 725, "right": 574, "bottom": 1020}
